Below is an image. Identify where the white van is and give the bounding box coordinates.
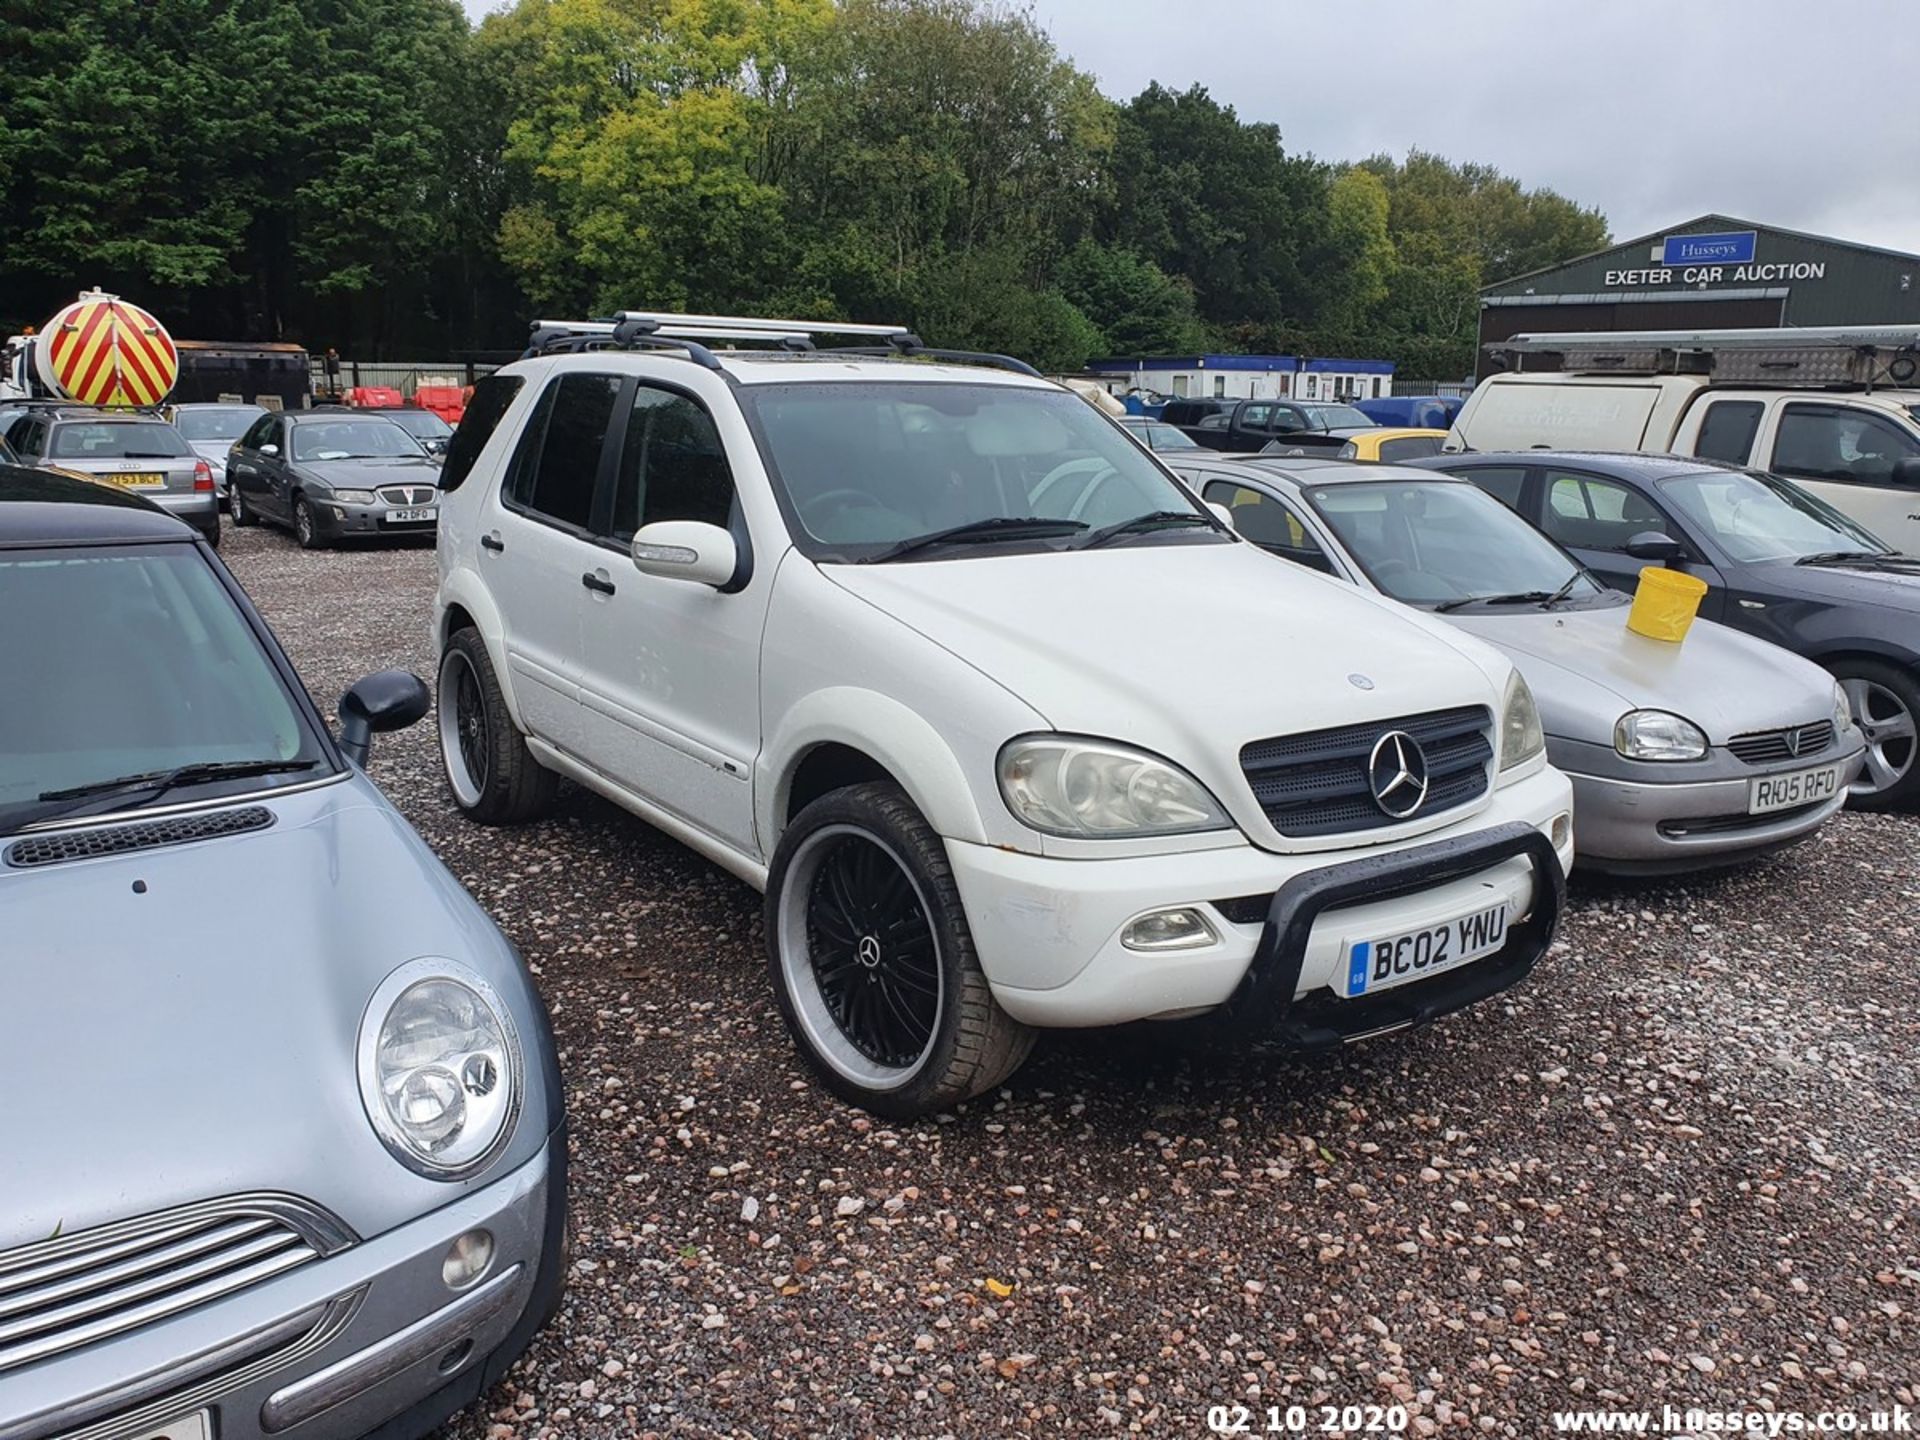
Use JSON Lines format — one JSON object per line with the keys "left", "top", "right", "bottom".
{"left": 1449, "top": 328, "right": 1920, "bottom": 552}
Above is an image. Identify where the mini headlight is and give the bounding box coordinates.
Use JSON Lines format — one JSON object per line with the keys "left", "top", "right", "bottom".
{"left": 1832, "top": 681, "right": 1855, "bottom": 735}
{"left": 1499, "top": 671, "right": 1546, "bottom": 772}
{"left": 998, "top": 735, "right": 1231, "bottom": 838}
{"left": 1614, "top": 709, "right": 1709, "bottom": 762}
{"left": 331, "top": 488, "right": 377, "bottom": 505}
{"left": 358, "top": 959, "right": 521, "bottom": 1179}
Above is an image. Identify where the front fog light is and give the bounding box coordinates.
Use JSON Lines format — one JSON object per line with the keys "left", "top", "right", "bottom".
{"left": 359, "top": 959, "right": 521, "bottom": 1180}
{"left": 1121, "top": 907, "right": 1219, "bottom": 952}
{"left": 443, "top": 1229, "right": 495, "bottom": 1290}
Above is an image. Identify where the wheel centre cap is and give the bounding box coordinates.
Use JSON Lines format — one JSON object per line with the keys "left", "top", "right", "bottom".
{"left": 856, "top": 935, "right": 882, "bottom": 970}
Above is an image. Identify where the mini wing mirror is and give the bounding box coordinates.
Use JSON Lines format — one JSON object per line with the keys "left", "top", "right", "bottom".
{"left": 338, "top": 669, "right": 430, "bottom": 767}
{"left": 1624, "top": 531, "right": 1688, "bottom": 564}
{"left": 1207, "top": 501, "right": 1236, "bottom": 530}
{"left": 631, "top": 520, "right": 737, "bottom": 587}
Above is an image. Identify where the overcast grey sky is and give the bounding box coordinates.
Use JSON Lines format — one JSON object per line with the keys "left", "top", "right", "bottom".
{"left": 461, "top": 0, "right": 1920, "bottom": 255}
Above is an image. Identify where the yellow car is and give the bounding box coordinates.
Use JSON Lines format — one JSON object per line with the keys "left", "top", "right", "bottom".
{"left": 1336, "top": 428, "right": 1448, "bottom": 462}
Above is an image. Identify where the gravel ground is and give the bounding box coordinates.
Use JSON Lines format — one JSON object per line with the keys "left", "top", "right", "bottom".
{"left": 223, "top": 523, "right": 1920, "bottom": 1437}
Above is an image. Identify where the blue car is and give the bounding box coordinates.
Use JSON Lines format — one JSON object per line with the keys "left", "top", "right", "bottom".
{"left": 1355, "top": 395, "right": 1464, "bottom": 431}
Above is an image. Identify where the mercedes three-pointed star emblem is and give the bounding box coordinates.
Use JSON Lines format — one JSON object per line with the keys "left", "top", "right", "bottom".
{"left": 1367, "top": 730, "right": 1430, "bottom": 818}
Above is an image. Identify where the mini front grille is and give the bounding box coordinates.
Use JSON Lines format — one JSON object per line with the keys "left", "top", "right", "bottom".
{"left": 0, "top": 1197, "right": 353, "bottom": 1374}
{"left": 1727, "top": 721, "right": 1834, "bottom": 765}
{"left": 4, "top": 807, "right": 274, "bottom": 868}
{"left": 1241, "top": 706, "right": 1494, "bottom": 838}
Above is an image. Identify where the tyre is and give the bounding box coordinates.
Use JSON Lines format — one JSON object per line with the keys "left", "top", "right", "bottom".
{"left": 1833, "top": 658, "right": 1920, "bottom": 809}
{"left": 436, "top": 628, "right": 558, "bottom": 824}
{"left": 766, "top": 782, "right": 1035, "bottom": 1119}
{"left": 293, "top": 495, "right": 324, "bottom": 550}
{"left": 230, "top": 484, "right": 256, "bottom": 527}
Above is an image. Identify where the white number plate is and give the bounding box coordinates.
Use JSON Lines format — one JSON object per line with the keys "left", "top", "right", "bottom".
{"left": 1748, "top": 762, "right": 1843, "bottom": 815}
{"left": 385, "top": 507, "right": 436, "bottom": 523}
{"left": 1343, "top": 903, "right": 1508, "bottom": 998}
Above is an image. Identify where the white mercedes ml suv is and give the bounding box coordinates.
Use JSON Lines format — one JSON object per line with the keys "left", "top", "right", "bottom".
{"left": 433, "top": 314, "right": 1574, "bottom": 1118}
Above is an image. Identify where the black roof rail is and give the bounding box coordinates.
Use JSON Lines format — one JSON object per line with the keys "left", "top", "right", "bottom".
{"left": 823, "top": 338, "right": 1042, "bottom": 378}
{"left": 523, "top": 321, "right": 724, "bottom": 370}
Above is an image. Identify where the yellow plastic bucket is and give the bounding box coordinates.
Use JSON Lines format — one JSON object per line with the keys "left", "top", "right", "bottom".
{"left": 1626, "top": 565, "right": 1708, "bottom": 642}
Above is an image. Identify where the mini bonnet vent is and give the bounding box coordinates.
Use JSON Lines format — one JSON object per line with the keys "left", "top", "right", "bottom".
{"left": 6, "top": 807, "right": 275, "bottom": 868}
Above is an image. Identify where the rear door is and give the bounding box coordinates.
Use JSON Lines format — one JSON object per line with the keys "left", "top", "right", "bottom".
{"left": 573, "top": 379, "right": 769, "bottom": 854}
{"left": 1532, "top": 465, "right": 1727, "bottom": 618}
{"left": 1758, "top": 400, "right": 1920, "bottom": 553}
{"left": 486, "top": 371, "right": 626, "bottom": 758}
{"left": 228, "top": 413, "right": 278, "bottom": 518}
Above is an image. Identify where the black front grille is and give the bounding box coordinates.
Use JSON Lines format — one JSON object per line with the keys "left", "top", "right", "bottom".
{"left": 5, "top": 807, "right": 274, "bottom": 868}
{"left": 378, "top": 485, "right": 436, "bottom": 507}
{"left": 1727, "top": 721, "right": 1833, "bottom": 765}
{"left": 1240, "top": 706, "right": 1493, "bottom": 837}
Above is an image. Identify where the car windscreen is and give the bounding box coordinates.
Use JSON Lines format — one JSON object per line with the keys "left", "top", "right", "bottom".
{"left": 1660, "top": 469, "right": 1886, "bottom": 563}
{"left": 382, "top": 409, "right": 452, "bottom": 438}
{"left": 49, "top": 422, "right": 192, "bottom": 460}
{"left": 739, "top": 381, "right": 1214, "bottom": 559}
{"left": 291, "top": 418, "right": 422, "bottom": 461}
{"left": 1148, "top": 425, "right": 1199, "bottom": 449}
{"left": 0, "top": 546, "right": 328, "bottom": 831}
{"left": 1302, "top": 404, "right": 1373, "bottom": 429}
{"left": 174, "top": 408, "right": 263, "bottom": 441}
{"left": 1305, "top": 479, "right": 1602, "bottom": 606}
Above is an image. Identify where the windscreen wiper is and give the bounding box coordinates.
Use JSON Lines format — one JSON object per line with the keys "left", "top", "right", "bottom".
{"left": 1795, "top": 549, "right": 1914, "bottom": 568}
{"left": 861, "top": 516, "right": 1087, "bottom": 563}
{"left": 1432, "top": 590, "right": 1557, "bottom": 614}
{"left": 1540, "top": 570, "right": 1586, "bottom": 607}
{"left": 1075, "top": 510, "right": 1217, "bottom": 551}
{"left": 32, "top": 759, "right": 321, "bottom": 824}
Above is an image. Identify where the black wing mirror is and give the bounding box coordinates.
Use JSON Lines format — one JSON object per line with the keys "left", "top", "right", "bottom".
{"left": 338, "top": 669, "right": 430, "bottom": 766}
{"left": 1624, "top": 531, "right": 1688, "bottom": 564}
{"left": 1891, "top": 455, "right": 1920, "bottom": 489}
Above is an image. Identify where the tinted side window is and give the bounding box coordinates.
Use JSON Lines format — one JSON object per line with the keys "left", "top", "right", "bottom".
{"left": 1378, "top": 436, "right": 1443, "bottom": 462}
{"left": 1203, "top": 479, "right": 1336, "bottom": 574}
{"left": 1772, "top": 404, "right": 1920, "bottom": 487}
{"left": 1693, "top": 400, "right": 1763, "bottom": 464}
{"left": 1446, "top": 465, "right": 1527, "bottom": 511}
{"left": 440, "top": 374, "right": 524, "bottom": 494}
{"left": 610, "top": 385, "right": 736, "bottom": 541}
{"left": 1540, "top": 470, "right": 1667, "bottom": 552}
{"left": 507, "top": 373, "right": 621, "bottom": 530}
{"left": 240, "top": 415, "right": 275, "bottom": 450}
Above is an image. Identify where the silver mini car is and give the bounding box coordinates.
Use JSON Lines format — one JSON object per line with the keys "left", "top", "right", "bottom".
{"left": 0, "top": 467, "right": 565, "bottom": 1439}
{"left": 1172, "top": 454, "right": 1866, "bottom": 872}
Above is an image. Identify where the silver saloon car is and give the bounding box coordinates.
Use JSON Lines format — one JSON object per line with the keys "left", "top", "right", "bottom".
{"left": 1172, "top": 454, "right": 1867, "bottom": 873}
{"left": 0, "top": 467, "right": 565, "bottom": 1440}
{"left": 169, "top": 401, "right": 268, "bottom": 506}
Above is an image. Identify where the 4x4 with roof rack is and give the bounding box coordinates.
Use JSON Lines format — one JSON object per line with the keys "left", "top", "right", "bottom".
{"left": 1453, "top": 326, "right": 1920, "bottom": 554}
{"left": 432, "top": 312, "right": 1575, "bottom": 1117}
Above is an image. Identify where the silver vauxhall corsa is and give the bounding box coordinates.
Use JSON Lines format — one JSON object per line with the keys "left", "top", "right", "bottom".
{"left": 0, "top": 467, "right": 565, "bottom": 1440}
{"left": 1172, "top": 453, "right": 1867, "bottom": 873}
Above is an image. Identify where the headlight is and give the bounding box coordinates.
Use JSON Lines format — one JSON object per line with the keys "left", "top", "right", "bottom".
{"left": 332, "top": 488, "right": 377, "bottom": 505}
{"left": 1614, "top": 709, "right": 1708, "bottom": 762}
{"left": 1499, "top": 671, "right": 1545, "bottom": 772}
{"left": 358, "top": 959, "right": 521, "bottom": 1179}
{"left": 998, "top": 735, "right": 1232, "bottom": 837}
{"left": 1832, "top": 681, "right": 1855, "bottom": 735}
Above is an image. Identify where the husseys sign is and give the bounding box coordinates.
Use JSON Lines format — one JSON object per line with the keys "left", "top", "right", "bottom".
{"left": 1604, "top": 231, "right": 1827, "bottom": 289}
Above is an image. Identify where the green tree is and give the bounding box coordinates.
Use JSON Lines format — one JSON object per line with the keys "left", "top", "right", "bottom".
{"left": 1102, "top": 83, "right": 1331, "bottom": 333}
{"left": 1054, "top": 240, "right": 1204, "bottom": 356}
